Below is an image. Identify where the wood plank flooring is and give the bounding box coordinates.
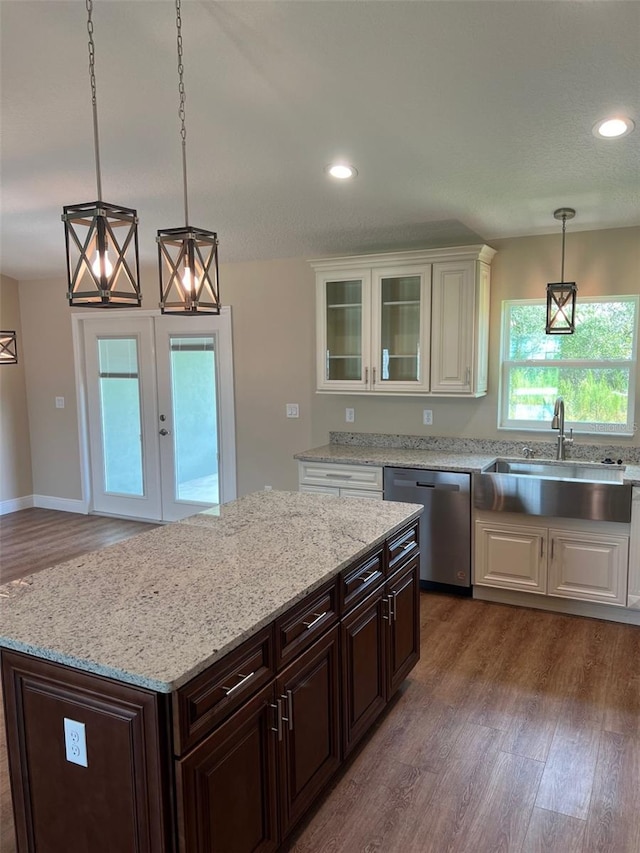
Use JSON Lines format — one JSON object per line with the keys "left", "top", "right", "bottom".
{"left": 1, "top": 510, "right": 639, "bottom": 852}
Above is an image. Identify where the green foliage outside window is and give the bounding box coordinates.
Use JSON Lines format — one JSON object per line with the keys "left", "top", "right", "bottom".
{"left": 501, "top": 297, "right": 637, "bottom": 432}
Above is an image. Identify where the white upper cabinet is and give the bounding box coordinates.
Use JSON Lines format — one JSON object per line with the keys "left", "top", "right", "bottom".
{"left": 311, "top": 245, "right": 495, "bottom": 396}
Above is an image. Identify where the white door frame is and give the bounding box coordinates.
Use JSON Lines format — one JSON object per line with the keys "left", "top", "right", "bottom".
{"left": 72, "top": 307, "right": 236, "bottom": 519}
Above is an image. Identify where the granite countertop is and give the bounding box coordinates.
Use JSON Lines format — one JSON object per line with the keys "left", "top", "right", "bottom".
{"left": 0, "top": 491, "right": 422, "bottom": 694}
{"left": 295, "top": 444, "right": 640, "bottom": 485}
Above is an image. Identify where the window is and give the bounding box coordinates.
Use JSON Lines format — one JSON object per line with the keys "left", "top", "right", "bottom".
{"left": 499, "top": 296, "right": 638, "bottom": 435}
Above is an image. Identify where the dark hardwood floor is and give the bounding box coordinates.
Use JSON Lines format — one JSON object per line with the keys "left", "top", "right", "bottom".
{"left": 1, "top": 510, "right": 639, "bottom": 852}
{"left": 0, "top": 507, "right": 159, "bottom": 583}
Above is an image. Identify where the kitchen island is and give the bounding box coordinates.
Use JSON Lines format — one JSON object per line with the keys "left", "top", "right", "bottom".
{"left": 1, "top": 490, "right": 422, "bottom": 852}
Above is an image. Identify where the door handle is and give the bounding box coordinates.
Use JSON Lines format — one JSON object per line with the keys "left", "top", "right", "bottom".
{"left": 159, "top": 428, "right": 171, "bottom": 436}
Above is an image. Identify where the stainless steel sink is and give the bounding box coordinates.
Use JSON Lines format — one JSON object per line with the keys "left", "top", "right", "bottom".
{"left": 486, "top": 459, "right": 625, "bottom": 483}
{"left": 474, "top": 459, "right": 631, "bottom": 522}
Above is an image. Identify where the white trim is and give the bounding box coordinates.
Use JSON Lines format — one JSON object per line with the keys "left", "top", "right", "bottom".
{"left": 473, "top": 585, "right": 640, "bottom": 626}
{"left": 33, "top": 495, "right": 88, "bottom": 514}
{"left": 309, "top": 244, "right": 496, "bottom": 271}
{"left": 0, "top": 495, "right": 34, "bottom": 515}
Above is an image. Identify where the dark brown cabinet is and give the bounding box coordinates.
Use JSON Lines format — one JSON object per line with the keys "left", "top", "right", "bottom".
{"left": 341, "top": 585, "right": 387, "bottom": 756}
{"left": 176, "top": 683, "right": 279, "bottom": 853}
{"left": 386, "top": 555, "right": 420, "bottom": 696}
{"left": 1, "top": 651, "right": 173, "bottom": 853}
{"left": 276, "top": 625, "right": 341, "bottom": 837}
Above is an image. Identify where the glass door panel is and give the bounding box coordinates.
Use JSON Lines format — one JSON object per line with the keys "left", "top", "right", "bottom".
{"left": 379, "top": 275, "right": 422, "bottom": 382}
{"left": 325, "top": 279, "right": 362, "bottom": 381}
{"left": 169, "top": 336, "right": 219, "bottom": 505}
{"left": 97, "top": 337, "right": 143, "bottom": 496}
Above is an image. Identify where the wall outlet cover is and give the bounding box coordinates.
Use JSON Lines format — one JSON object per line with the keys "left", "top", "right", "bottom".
{"left": 345, "top": 407, "right": 355, "bottom": 423}
{"left": 285, "top": 403, "right": 299, "bottom": 418}
{"left": 423, "top": 409, "right": 433, "bottom": 426}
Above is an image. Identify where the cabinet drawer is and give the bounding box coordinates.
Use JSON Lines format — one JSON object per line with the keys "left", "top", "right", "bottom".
{"left": 298, "top": 461, "right": 383, "bottom": 492}
{"left": 173, "top": 624, "right": 275, "bottom": 755}
{"left": 387, "top": 521, "right": 419, "bottom": 574}
{"left": 340, "top": 548, "right": 385, "bottom": 614}
{"left": 275, "top": 578, "right": 339, "bottom": 669}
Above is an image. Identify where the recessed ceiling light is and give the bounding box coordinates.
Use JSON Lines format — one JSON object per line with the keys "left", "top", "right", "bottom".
{"left": 326, "top": 163, "right": 358, "bottom": 180}
{"left": 593, "top": 116, "right": 635, "bottom": 139}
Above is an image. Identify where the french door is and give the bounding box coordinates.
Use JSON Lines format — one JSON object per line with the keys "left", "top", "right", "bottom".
{"left": 78, "top": 310, "right": 235, "bottom": 522}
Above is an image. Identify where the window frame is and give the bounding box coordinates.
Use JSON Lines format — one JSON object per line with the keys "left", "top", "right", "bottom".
{"left": 498, "top": 295, "right": 638, "bottom": 436}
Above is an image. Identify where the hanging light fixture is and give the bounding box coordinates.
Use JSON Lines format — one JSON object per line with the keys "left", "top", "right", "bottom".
{"left": 62, "top": 0, "right": 141, "bottom": 308}
{"left": 0, "top": 331, "right": 18, "bottom": 365}
{"left": 546, "top": 208, "right": 577, "bottom": 335}
{"left": 157, "top": 0, "right": 220, "bottom": 315}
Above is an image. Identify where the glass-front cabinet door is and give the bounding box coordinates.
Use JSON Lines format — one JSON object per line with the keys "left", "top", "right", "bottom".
{"left": 371, "top": 265, "right": 431, "bottom": 393}
{"left": 316, "top": 270, "right": 371, "bottom": 391}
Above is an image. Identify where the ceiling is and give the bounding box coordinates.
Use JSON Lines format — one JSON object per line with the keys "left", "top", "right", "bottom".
{"left": 1, "top": 0, "right": 638, "bottom": 281}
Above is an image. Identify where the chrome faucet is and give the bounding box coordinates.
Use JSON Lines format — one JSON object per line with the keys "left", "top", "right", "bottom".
{"left": 551, "top": 396, "right": 573, "bottom": 460}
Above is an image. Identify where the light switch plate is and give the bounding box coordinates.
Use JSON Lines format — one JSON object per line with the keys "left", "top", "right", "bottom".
{"left": 55, "top": 397, "right": 65, "bottom": 409}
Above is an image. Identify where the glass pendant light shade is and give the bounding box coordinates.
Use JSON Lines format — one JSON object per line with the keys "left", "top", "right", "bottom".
{"left": 0, "top": 331, "right": 18, "bottom": 364}
{"left": 63, "top": 0, "right": 141, "bottom": 308}
{"left": 546, "top": 207, "right": 577, "bottom": 335}
{"left": 63, "top": 201, "right": 141, "bottom": 307}
{"left": 157, "top": 226, "right": 220, "bottom": 314}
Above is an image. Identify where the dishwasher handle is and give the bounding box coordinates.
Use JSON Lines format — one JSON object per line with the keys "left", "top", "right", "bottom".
{"left": 415, "top": 482, "right": 460, "bottom": 491}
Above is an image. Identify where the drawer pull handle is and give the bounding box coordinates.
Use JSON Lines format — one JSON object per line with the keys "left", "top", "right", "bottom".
{"left": 281, "top": 690, "right": 294, "bottom": 731}
{"left": 402, "top": 542, "right": 414, "bottom": 551}
{"left": 302, "top": 611, "right": 327, "bottom": 630}
{"left": 388, "top": 593, "right": 396, "bottom": 622}
{"left": 331, "top": 474, "right": 353, "bottom": 480}
{"left": 360, "top": 570, "right": 378, "bottom": 583}
{"left": 270, "top": 699, "right": 283, "bottom": 741}
{"left": 222, "top": 671, "right": 255, "bottom": 696}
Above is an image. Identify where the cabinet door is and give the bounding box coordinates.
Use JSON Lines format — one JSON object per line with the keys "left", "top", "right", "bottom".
{"left": 341, "top": 585, "right": 387, "bottom": 757}
{"left": 177, "top": 683, "right": 279, "bottom": 853}
{"left": 370, "top": 265, "right": 431, "bottom": 393}
{"left": 430, "top": 260, "right": 476, "bottom": 394}
{"left": 548, "top": 528, "right": 629, "bottom": 606}
{"left": 276, "top": 625, "right": 341, "bottom": 838}
{"left": 474, "top": 520, "right": 547, "bottom": 593}
{"left": 386, "top": 556, "right": 420, "bottom": 697}
{"left": 316, "top": 271, "right": 372, "bottom": 391}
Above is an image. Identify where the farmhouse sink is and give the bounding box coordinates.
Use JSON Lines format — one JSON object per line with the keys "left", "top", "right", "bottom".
{"left": 486, "top": 459, "right": 625, "bottom": 483}
{"left": 474, "top": 459, "right": 631, "bottom": 523}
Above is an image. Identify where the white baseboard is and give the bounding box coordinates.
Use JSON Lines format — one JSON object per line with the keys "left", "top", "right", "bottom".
{"left": 32, "top": 495, "right": 88, "bottom": 514}
{"left": 0, "top": 495, "right": 34, "bottom": 515}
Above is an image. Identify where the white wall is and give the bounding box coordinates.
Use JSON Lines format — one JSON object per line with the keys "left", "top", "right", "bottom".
{"left": 0, "top": 274, "right": 33, "bottom": 507}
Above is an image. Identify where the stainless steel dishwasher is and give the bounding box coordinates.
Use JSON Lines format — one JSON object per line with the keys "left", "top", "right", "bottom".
{"left": 384, "top": 467, "right": 471, "bottom": 592}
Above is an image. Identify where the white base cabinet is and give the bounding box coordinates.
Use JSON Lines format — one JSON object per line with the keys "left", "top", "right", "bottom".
{"left": 475, "top": 517, "right": 630, "bottom": 607}
{"left": 298, "top": 461, "right": 383, "bottom": 499}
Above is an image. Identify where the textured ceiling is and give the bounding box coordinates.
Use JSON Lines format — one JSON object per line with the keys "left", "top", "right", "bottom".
{"left": 1, "top": 0, "right": 639, "bottom": 281}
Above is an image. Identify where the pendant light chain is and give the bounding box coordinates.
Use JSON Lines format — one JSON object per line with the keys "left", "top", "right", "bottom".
{"left": 86, "top": 0, "right": 103, "bottom": 200}
{"left": 175, "top": 0, "right": 190, "bottom": 227}
{"left": 560, "top": 213, "right": 566, "bottom": 283}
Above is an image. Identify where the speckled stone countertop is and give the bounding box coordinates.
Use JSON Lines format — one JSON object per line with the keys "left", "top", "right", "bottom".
{"left": 0, "top": 491, "right": 422, "bottom": 694}
{"left": 294, "top": 444, "right": 640, "bottom": 486}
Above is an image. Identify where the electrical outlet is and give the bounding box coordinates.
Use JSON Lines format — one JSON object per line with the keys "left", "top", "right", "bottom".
{"left": 64, "top": 718, "right": 88, "bottom": 767}
{"left": 345, "top": 407, "right": 355, "bottom": 423}
{"left": 285, "top": 403, "right": 299, "bottom": 419}
{"left": 55, "top": 397, "right": 65, "bottom": 409}
{"left": 423, "top": 409, "right": 433, "bottom": 426}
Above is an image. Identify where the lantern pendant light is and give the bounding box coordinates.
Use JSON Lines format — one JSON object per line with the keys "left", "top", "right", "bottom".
{"left": 0, "top": 331, "right": 18, "bottom": 365}
{"left": 158, "top": 0, "right": 221, "bottom": 315}
{"left": 546, "top": 208, "right": 577, "bottom": 335}
{"left": 62, "top": 0, "right": 141, "bottom": 308}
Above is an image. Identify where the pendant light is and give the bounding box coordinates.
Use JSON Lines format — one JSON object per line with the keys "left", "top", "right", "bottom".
{"left": 157, "top": 0, "right": 220, "bottom": 315}
{"left": 546, "top": 208, "right": 577, "bottom": 335}
{"left": 0, "top": 331, "right": 18, "bottom": 365}
{"left": 62, "top": 0, "right": 141, "bottom": 308}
